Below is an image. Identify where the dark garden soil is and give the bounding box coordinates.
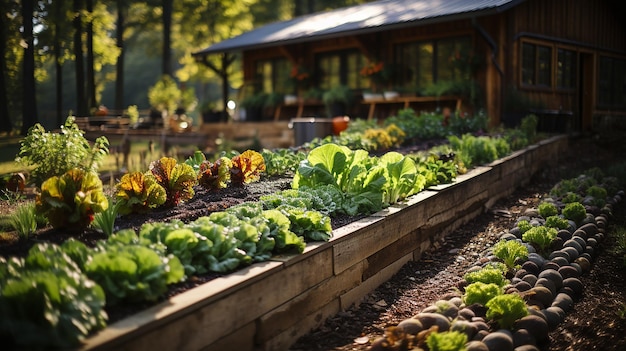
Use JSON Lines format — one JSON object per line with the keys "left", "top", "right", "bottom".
{"left": 1, "top": 134, "right": 625, "bottom": 350}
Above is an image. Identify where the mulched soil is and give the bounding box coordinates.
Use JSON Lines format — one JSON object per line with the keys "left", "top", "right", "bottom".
{"left": 1, "top": 133, "right": 625, "bottom": 350}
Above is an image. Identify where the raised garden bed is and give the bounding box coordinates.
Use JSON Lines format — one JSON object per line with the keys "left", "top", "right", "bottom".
{"left": 77, "top": 135, "right": 569, "bottom": 351}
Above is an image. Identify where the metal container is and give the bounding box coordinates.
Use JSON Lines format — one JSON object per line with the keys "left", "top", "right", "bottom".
{"left": 289, "top": 117, "right": 334, "bottom": 146}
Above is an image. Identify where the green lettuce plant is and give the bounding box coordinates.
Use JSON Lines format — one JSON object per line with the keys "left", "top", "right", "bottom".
{"left": 544, "top": 215, "right": 570, "bottom": 230}
{"left": 463, "top": 263, "right": 508, "bottom": 287}
{"left": 426, "top": 331, "right": 468, "bottom": 351}
{"left": 538, "top": 201, "right": 558, "bottom": 218}
{"left": 492, "top": 239, "right": 528, "bottom": 269}
{"left": 522, "top": 225, "right": 557, "bottom": 253}
{"left": 463, "top": 282, "right": 503, "bottom": 306}
{"left": 485, "top": 294, "right": 529, "bottom": 329}
{"left": 36, "top": 168, "right": 109, "bottom": 231}
{"left": 562, "top": 202, "right": 587, "bottom": 225}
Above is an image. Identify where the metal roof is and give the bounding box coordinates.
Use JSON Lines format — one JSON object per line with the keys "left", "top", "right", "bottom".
{"left": 193, "top": 0, "right": 523, "bottom": 56}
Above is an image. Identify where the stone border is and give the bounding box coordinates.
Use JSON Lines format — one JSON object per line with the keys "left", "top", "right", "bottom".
{"left": 81, "top": 135, "right": 568, "bottom": 351}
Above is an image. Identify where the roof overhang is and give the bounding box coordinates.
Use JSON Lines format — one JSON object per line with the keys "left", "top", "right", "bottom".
{"left": 193, "top": 0, "right": 523, "bottom": 57}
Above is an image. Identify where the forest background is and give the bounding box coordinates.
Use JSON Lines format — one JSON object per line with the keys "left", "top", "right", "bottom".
{"left": 1, "top": 0, "right": 373, "bottom": 135}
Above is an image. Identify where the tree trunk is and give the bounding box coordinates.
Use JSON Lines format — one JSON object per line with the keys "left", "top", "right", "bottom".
{"left": 114, "top": 0, "right": 126, "bottom": 111}
{"left": 162, "top": 0, "right": 173, "bottom": 77}
{"left": 86, "top": 0, "right": 97, "bottom": 111}
{"left": 73, "top": 0, "right": 88, "bottom": 117}
{"left": 53, "top": 2, "right": 63, "bottom": 126}
{"left": 21, "top": 0, "right": 38, "bottom": 135}
{"left": 0, "top": 2, "right": 12, "bottom": 133}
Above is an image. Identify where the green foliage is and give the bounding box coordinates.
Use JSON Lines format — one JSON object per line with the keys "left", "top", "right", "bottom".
{"left": 492, "top": 239, "right": 528, "bottom": 269}
{"left": 463, "top": 264, "right": 508, "bottom": 287}
{"left": 149, "top": 157, "right": 197, "bottom": 207}
{"left": 522, "top": 226, "right": 558, "bottom": 252}
{"left": 275, "top": 205, "right": 333, "bottom": 242}
{"left": 379, "top": 151, "right": 425, "bottom": 204}
{"left": 16, "top": 116, "right": 109, "bottom": 186}
{"left": 586, "top": 185, "right": 607, "bottom": 207}
{"left": 448, "top": 134, "right": 510, "bottom": 168}
{"left": 562, "top": 202, "right": 587, "bottom": 225}
{"left": 261, "top": 148, "right": 307, "bottom": 176}
{"left": 538, "top": 202, "right": 559, "bottom": 218}
{"left": 517, "top": 220, "right": 533, "bottom": 234}
{"left": 561, "top": 192, "right": 582, "bottom": 204}
{"left": 544, "top": 215, "right": 570, "bottom": 230}
{"left": 36, "top": 168, "right": 109, "bottom": 231}
{"left": 8, "top": 202, "right": 39, "bottom": 239}
{"left": 0, "top": 245, "right": 107, "bottom": 349}
{"left": 292, "top": 143, "right": 387, "bottom": 215}
{"left": 519, "top": 114, "right": 538, "bottom": 142}
{"left": 115, "top": 171, "right": 168, "bottom": 215}
{"left": 148, "top": 75, "right": 182, "bottom": 114}
{"left": 463, "top": 282, "right": 503, "bottom": 306}
{"left": 92, "top": 201, "right": 120, "bottom": 237}
{"left": 448, "top": 110, "right": 488, "bottom": 135}
{"left": 86, "top": 241, "right": 184, "bottom": 306}
{"left": 426, "top": 330, "right": 468, "bottom": 351}
{"left": 416, "top": 154, "right": 458, "bottom": 188}
{"left": 485, "top": 294, "right": 529, "bottom": 329}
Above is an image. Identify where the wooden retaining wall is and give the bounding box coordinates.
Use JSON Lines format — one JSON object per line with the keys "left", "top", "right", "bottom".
{"left": 81, "top": 135, "right": 569, "bottom": 351}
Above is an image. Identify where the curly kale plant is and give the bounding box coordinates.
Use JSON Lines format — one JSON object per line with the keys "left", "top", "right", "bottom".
{"left": 16, "top": 116, "right": 109, "bottom": 186}
{"left": 36, "top": 168, "right": 109, "bottom": 230}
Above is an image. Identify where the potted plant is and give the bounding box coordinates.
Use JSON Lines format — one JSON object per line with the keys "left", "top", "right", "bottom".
{"left": 322, "top": 85, "right": 353, "bottom": 118}
{"left": 240, "top": 92, "right": 268, "bottom": 121}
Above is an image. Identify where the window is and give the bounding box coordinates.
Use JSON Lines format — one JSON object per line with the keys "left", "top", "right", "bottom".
{"left": 521, "top": 42, "right": 552, "bottom": 87}
{"left": 394, "top": 37, "right": 471, "bottom": 92}
{"left": 315, "top": 50, "right": 368, "bottom": 90}
{"left": 557, "top": 49, "right": 577, "bottom": 89}
{"left": 598, "top": 56, "right": 626, "bottom": 109}
{"left": 255, "top": 58, "right": 290, "bottom": 94}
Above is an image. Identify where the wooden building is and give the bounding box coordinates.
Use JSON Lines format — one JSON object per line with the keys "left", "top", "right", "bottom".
{"left": 193, "top": 0, "right": 625, "bottom": 132}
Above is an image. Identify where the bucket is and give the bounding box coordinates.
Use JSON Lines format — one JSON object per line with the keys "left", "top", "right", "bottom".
{"left": 289, "top": 117, "right": 334, "bottom": 146}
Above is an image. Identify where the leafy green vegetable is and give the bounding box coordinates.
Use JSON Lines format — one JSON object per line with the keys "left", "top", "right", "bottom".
{"left": 485, "top": 294, "right": 529, "bottom": 329}
{"left": 197, "top": 156, "right": 232, "bottom": 190}
{"left": 149, "top": 157, "right": 197, "bottom": 207}
{"left": 538, "top": 202, "right": 559, "bottom": 218}
{"left": 116, "top": 171, "right": 167, "bottom": 214}
{"left": 293, "top": 143, "right": 387, "bottom": 215}
{"left": 0, "top": 244, "right": 107, "bottom": 349}
{"left": 562, "top": 202, "right": 587, "bottom": 225}
{"left": 463, "top": 282, "right": 503, "bottom": 306}
{"left": 522, "top": 225, "right": 558, "bottom": 253}
{"left": 517, "top": 219, "right": 533, "bottom": 234}
{"left": 85, "top": 243, "right": 184, "bottom": 305}
{"left": 379, "top": 151, "right": 422, "bottom": 204}
{"left": 230, "top": 150, "right": 266, "bottom": 186}
{"left": 36, "top": 168, "right": 109, "bottom": 231}
{"left": 544, "top": 215, "right": 570, "bottom": 230}
{"left": 463, "top": 264, "right": 508, "bottom": 287}
{"left": 492, "top": 239, "right": 528, "bottom": 269}
{"left": 426, "top": 331, "right": 468, "bottom": 351}
{"left": 276, "top": 205, "right": 333, "bottom": 242}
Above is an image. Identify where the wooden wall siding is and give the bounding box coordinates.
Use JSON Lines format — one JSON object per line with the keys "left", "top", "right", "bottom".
{"left": 511, "top": 0, "right": 625, "bottom": 52}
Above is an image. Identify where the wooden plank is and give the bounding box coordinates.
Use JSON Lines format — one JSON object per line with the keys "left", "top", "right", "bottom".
{"left": 256, "top": 260, "right": 364, "bottom": 343}
{"left": 339, "top": 253, "right": 413, "bottom": 310}
{"left": 362, "top": 228, "right": 425, "bottom": 281}
{"left": 200, "top": 322, "right": 256, "bottom": 351}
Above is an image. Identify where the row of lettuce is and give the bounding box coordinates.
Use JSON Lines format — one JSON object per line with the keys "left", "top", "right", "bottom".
{"left": 0, "top": 112, "right": 540, "bottom": 348}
